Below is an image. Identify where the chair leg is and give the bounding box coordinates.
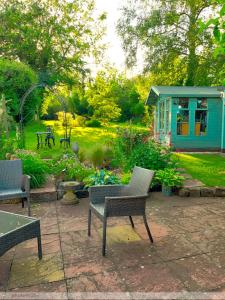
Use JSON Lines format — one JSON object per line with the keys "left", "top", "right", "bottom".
{"left": 88, "top": 208, "right": 91, "bottom": 236}
{"left": 102, "top": 218, "right": 107, "bottom": 256}
{"left": 129, "top": 216, "right": 134, "bottom": 228}
{"left": 27, "top": 196, "right": 31, "bottom": 216}
{"left": 143, "top": 214, "right": 153, "bottom": 243}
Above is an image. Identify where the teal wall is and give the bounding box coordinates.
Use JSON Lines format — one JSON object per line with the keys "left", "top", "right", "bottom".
{"left": 155, "top": 96, "right": 223, "bottom": 150}
{"left": 171, "top": 97, "right": 222, "bottom": 150}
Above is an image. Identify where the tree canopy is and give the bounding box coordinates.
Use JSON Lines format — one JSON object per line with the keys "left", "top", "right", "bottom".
{"left": 117, "top": 0, "right": 224, "bottom": 86}
{"left": 0, "top": 0, "right": 106, "bottom": 84}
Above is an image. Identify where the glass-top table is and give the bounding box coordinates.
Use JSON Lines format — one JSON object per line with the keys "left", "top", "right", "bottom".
{"left": 0, "top": 210, "right": 42, "bottom": 259}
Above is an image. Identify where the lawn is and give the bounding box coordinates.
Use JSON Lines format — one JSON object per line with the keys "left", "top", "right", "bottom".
{"left": 174, "top": 153, "right": 225, "bottom": 187}
{"left": 21, "top": 120, "right": 148, "bottom": 159}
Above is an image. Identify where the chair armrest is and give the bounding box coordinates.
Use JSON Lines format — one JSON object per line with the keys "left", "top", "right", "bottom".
{"left": 21, "top": 175, "right": 31, "bottom": 194}
{"left": 104, "top": 194, "right": 149, "bottom": 217}
{"left": 105, "top": 194, "right": 148, "bottom": 202}
{"left": 89, "top": 185, "right": 129, "bottom": 204}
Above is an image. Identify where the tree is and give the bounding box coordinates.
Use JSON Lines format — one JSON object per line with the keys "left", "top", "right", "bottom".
{"left": 0, "top": 0, "right": 106, "bottom": 84}
{"left": 117, "top": 0, "right": 223, "bottom": 86}
{"left": 86, "top": 67, "right": 148, "bottom": 123}
{"left": 204, "top": 0, "right": 225, "bottom": 84}
{"left": 0, "top": 59, "right": 40, "bottom": 122}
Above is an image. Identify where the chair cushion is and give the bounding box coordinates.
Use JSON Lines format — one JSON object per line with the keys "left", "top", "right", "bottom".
{"left": 90, "top": 203, "right": 105, "bottom": 217}
{"left": 0, "top": 189, "right": 26, "bottom": 200}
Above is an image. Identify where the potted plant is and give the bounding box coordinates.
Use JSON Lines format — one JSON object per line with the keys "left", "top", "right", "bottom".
{"left": 155, "top": 168, "right": 184, "bottom": 196}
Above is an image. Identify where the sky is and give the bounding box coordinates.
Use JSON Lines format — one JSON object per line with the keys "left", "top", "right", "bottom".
{"left": 94, "top": 0, "right": 126, "bottom": 71}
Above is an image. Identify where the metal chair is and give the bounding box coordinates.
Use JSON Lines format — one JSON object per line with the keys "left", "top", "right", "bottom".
{"left": 88, "top": 166, "right": 155, "bottom": 256}
{"left": 60, "top": 128, "right": 71, "bottom": 148}
{"left": 45, "top": 126, "right": 55, "bottom": 148}
{"left": 0, "top": 160, "right": 31, "bottom": 216}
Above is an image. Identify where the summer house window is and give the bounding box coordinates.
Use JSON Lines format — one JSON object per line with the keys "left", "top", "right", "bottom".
{"left": 177, "top": 98, "right": 189, "bottom": 136}
{"left": 195, "top": 98, "right": 207, "bottom": 136}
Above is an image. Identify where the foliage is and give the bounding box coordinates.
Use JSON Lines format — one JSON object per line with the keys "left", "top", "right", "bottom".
{"left": 86, "top": 67, "right": 148, "bottom": 123}
{"left": 127, "top": 140, "right": 174, "bottom": 172}
{"left": 49, "top": 153, "right": 94, "bottom": 182}
{"left": 56, "top": 111, "right": 74, "bottom": 128}
{"left": 155, "top": 168, "right": 184, "bottom": 188}
{"left": 86, "top": 119, "right": 102, "bottom": 127}
{"left": 73, "top": 115, "right": 86, "bottom": 127}
{"left": 121, "top": 172, "right": 132, "bottom": 184}
{"left": 83, "top": 169, "right": 121, "bottom": 187}
{"left": 0, "top": 59, "right": 40, "bottom": 122}
{"left": 90, "top": 146, "right": 114, "bottom": 168}
{"left": 117, "top": 0, "right": 224, "bottom": 86}
{"left": 15, "top": 150, "right": 49, "bottom": 188}
{"left": 0, "top": 0, "right": 106, "bottom": 84}
{"left": 111, "top": 126, "right": 150, "bottom": 169}
{"left": 203, "top": 0, "right": 225, "bottom": 85}
{"left": 0, "top": 95, "right": 14, "bottom": 140}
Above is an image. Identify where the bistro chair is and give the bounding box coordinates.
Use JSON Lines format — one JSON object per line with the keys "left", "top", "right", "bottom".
{"left": 88, "top": 166, "right": 154, "bottom": 256}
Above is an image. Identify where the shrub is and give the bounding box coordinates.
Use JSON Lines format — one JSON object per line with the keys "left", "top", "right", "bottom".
{"left": 154, "top": 168, "right": 184, "bottom": 187}
{"left": 90, "top": 147, "right": 104, "bottom": 168}
{"left": 83, "top": 169, "right": 121, "bottom": 187}
{"left": 90, "top": 146, "right": 114, "bottom": 168}
{"left": 86, "top": 119, "right": 102, "bottom": 127}
{"left": 50, "top": 153, "right": 94, "bottom": 182}
{"left": 126, "top": 140, "right": 174, "bottom": 171}
{"left": 0, "top": 59, "right": 40, "bottom": 122}
{"left": 15, "top": 150, "right": 49, "bottom": 188}
{"left": 111, "top": 127, "right": 149, "bottom": 169}
{"left": 121, "top": 172, "right": 131, "bottom": 184}
{"left": 73, "top": 115, "right": 86, "bottom": 127}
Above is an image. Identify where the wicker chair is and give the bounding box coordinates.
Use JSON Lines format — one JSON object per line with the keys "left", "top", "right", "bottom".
{"left": 0, "top": 160, "right": 31, "bottom": 216}
{"left": 88, "top": 166, "right": 155, "bottom": 256}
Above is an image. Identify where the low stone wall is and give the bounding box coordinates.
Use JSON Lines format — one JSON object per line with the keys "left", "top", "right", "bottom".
{"left": 178, "top": 187, "right": 225, "bottom": 197}
{"left": 31, "top": 187, "right": 57, "bottom": 202}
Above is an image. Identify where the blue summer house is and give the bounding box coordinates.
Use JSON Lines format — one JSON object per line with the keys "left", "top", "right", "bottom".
{"left": 147, "top": 86, "right": 225, "bottom": 151}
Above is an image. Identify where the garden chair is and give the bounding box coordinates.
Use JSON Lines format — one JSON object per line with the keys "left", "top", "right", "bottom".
{"left": 45, "top": 126, "right": 55, "bottom": 148}
{"left": 88, "top": 166, "right": 154, "bottom": 256}
{"left": 60, "top": 128, "right": 71, "bottom": 148}
{"left": 0, "top": 160, "right": 31, "bottom": 216}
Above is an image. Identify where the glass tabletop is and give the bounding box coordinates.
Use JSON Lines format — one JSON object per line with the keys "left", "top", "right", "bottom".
{"left": 0, "top": 211, "right": 35, "bottom": 237}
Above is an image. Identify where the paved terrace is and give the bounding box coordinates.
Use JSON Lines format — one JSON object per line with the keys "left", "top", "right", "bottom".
{"left": 1, "top": 193, "right": 225, "bottom": 298}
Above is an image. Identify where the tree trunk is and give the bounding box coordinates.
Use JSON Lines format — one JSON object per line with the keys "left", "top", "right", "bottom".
{"left": 186, "top": 4, "right": 199, "bottom": 86}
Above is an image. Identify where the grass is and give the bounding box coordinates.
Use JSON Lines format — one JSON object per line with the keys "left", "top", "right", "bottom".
{"left": 174, "top": 153, "right": 225, "bottom": 186}
{"left": 21, "top": 120, "right": 148, "bottom": 160}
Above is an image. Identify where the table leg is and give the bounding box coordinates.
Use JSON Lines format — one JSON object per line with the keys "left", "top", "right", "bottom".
{"left": 37, "top": 234, "right": 42, "bottom": 260}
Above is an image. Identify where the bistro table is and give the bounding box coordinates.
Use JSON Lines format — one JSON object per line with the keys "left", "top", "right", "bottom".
{"left": 36, "top": 131, "right": 55, "bottom": 149}
{"left": 0, "top": 210, "right": 42, "bottom": 259}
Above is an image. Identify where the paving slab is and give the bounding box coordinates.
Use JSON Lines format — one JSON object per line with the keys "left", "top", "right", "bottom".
{"left": 8, "top": 253, "right": 64, "bottom": 289}
{"left": 1, "top": 192, "right": 225, "bottom": 294}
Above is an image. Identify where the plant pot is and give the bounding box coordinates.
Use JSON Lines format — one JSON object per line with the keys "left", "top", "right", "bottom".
{"left": 162, "top": 185, "right": 173, "bottom": 196}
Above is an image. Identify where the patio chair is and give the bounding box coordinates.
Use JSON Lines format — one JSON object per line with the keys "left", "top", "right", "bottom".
{"left": 0, "top": 160, "right": 31, "bottom": 216}
{"left": 88, "top": 166, "right": 155, "bottom": 256}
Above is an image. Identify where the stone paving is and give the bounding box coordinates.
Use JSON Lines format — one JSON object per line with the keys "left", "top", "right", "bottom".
{"left": 1, "top": 193, "right": 225, "bottom": 297}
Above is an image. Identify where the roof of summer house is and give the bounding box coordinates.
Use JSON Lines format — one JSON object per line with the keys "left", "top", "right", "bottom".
{"left": 146, "top": 86, "right": 224, "bottom": 105}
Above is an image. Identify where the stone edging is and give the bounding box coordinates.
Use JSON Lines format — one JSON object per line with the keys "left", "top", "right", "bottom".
{"left": 178, "top": 187, "right": 225, "bottom": 197}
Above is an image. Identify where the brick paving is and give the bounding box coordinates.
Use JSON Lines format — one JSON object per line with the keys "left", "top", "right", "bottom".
{"left": 1, "top": 193, "right": 225, "bottom": 297}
